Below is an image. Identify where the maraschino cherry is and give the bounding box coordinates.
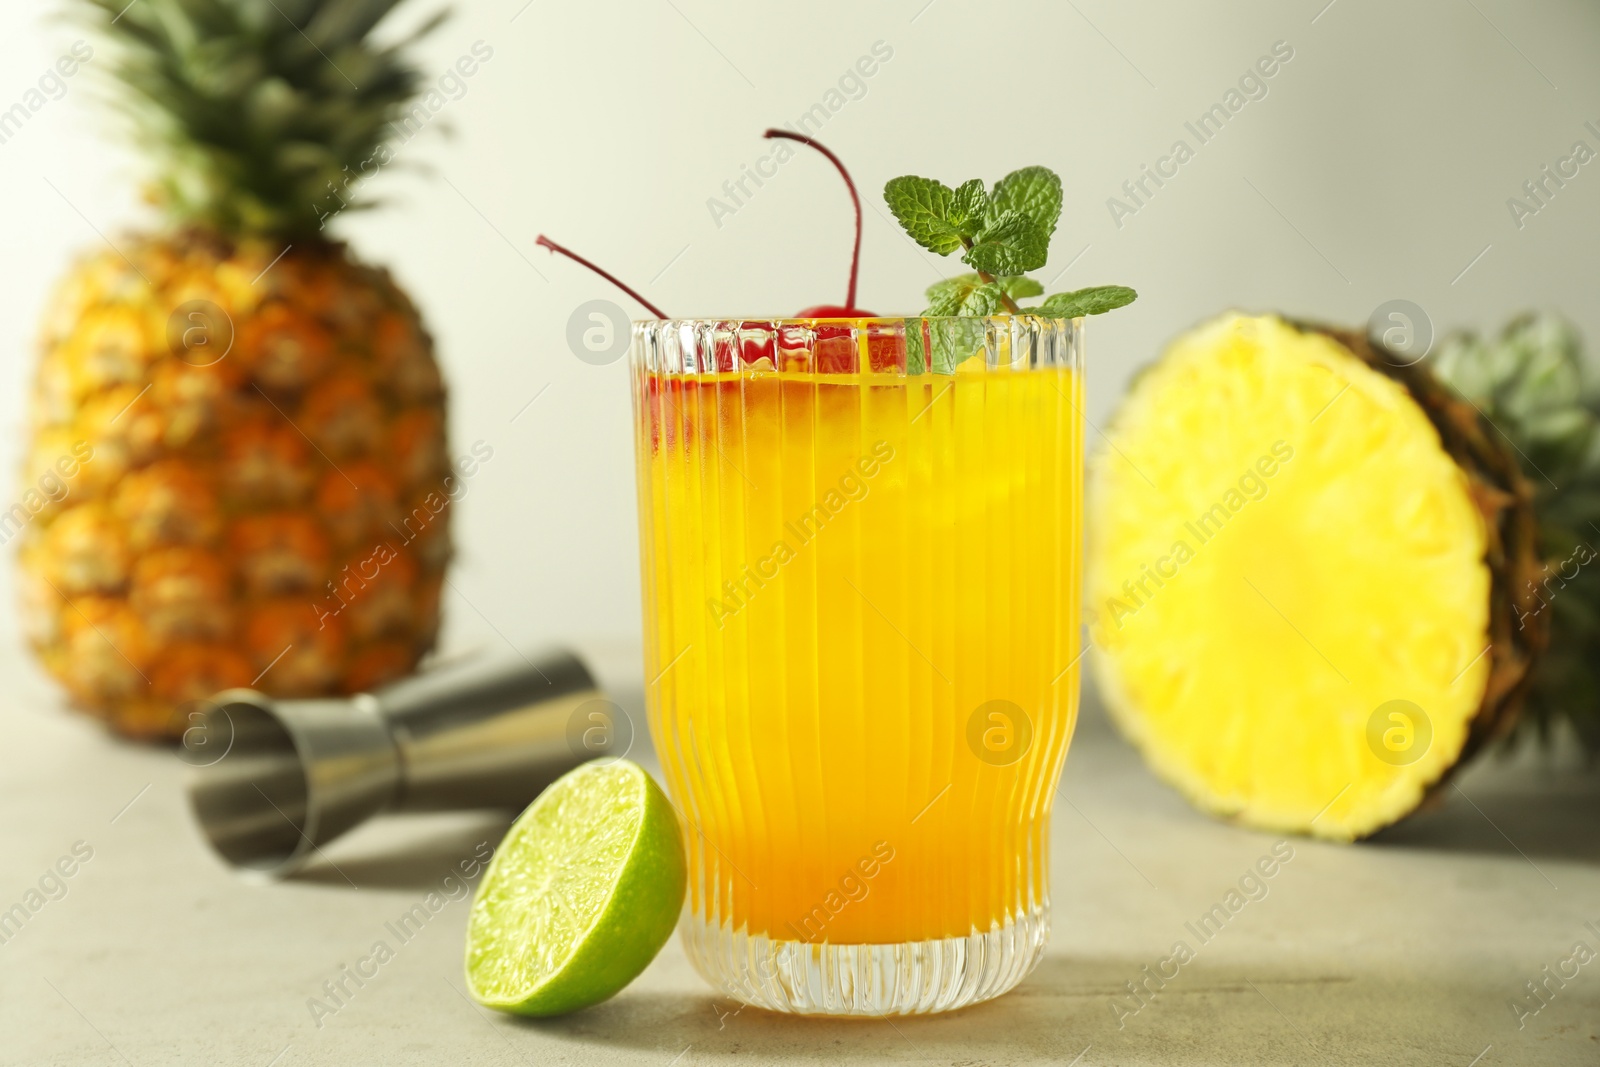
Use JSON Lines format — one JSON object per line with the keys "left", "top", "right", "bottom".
{"left": 763, "top": 129, "right": 875, "bottom": 318}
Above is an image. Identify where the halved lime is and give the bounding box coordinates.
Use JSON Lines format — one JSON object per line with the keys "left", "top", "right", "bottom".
{"left": 464, "top": 759, "right": 686, "bottom": 1016}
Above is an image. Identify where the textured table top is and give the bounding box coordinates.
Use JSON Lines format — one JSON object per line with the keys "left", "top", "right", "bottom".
{"left": 2, "top": 640, "right": 1596, "bottom": 1067}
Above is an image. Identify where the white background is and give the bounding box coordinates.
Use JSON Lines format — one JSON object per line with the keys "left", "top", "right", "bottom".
{"left": 1, "top": 0, "right": 1597, "bottom": 670}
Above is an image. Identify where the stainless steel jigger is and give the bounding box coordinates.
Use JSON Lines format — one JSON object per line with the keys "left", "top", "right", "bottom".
{"left": 187, "top": 648, "right": 616, "bottom": 878}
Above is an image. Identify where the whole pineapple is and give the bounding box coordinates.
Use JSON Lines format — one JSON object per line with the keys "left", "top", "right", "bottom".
{"left": 19, "top": 0, "right": 452, "bottom": 739}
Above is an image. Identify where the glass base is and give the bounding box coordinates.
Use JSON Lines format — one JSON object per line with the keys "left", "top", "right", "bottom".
{"left": 680, "top": 904, "right": 1050, "bottom": 1016}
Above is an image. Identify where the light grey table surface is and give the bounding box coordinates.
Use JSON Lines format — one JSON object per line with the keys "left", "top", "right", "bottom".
{"left": 2, "top": 639, "right": 1596, "bottom": 1067}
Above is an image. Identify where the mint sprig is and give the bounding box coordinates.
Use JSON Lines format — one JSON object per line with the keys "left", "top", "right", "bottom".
{"left": 884, "top": 166, "right": 1136, "bottom": 321}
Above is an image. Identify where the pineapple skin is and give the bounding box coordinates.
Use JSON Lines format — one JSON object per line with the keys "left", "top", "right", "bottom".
{"left": 17, "top": 234, "right": 451, "bottom": 739}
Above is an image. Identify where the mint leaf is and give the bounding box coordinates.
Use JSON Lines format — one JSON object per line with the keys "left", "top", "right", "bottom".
{"left": 905, "top": 318, "right": 927, "bottom": 374}
{"left": 884, "top": 176, "right": 965, "bottom": 255}
{"left": 1032, "top": 285, "right": 1139, "bottom": 318}
{"left": 926, "top": 273, "right": 1041, "bottom": 303}
{"left": 924, "top": 284, "right": 966, "bottom": 317}
{"left": 991, "top": 166, "right": 1063, "bottom": 240}
{"left": 1000, "top": 275, "right": 1044, "bottom": 298}
{"left": 925, "top": 273, "right": 982, "bottom": 307}
{"left": 924, "top": 280, "right": 1002, "bottom": 317}
{"left": 950, "top": 179, "right": 988, "bottom": 236}
{"left": 929, "top": 317, "right": 986, "bottom": 374}
{"left": 963, "top": 211, "right": 1048, "bottom": 275}
{"left": 956, "top": 283, "right": 1003, "bottom": 316}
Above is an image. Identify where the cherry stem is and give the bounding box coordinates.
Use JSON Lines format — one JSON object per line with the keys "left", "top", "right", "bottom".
{"left": 535, "top": 235, "right": 668, "bottom": 319}
{"left": 763, "top": 129, "right": 861, "bottom": 310}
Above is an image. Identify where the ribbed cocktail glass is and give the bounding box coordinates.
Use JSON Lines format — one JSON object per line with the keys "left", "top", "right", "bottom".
{"left": 631, "top": 315, "right": 1083, "bottom": 1015}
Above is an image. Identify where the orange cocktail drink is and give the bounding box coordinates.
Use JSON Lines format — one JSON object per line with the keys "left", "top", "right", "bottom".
{"left": 631, "top": 315, "right": 1083, "bottom": 1015}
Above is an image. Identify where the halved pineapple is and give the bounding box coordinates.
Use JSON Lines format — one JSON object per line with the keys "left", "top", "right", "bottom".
{"left": 1088, "top": 313, "right": 1544, "bottom": 840}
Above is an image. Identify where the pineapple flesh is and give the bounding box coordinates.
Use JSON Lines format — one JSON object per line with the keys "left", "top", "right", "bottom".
{"left": 19, "top": 1, "right": 451, "bottom": 739}
{"left": 1088, "top": 313, "right": 1543, "bottom": 840}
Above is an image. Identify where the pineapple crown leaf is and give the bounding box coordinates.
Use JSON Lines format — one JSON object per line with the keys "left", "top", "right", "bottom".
{"left": 76, "top": 0, "right": 447, "bottom": 239}
{"left": 1429, "top": 311, "right": 1600, "bottom": 755}
{"left": 1432, "top": 313, "right": 1600, "bottom": 503}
